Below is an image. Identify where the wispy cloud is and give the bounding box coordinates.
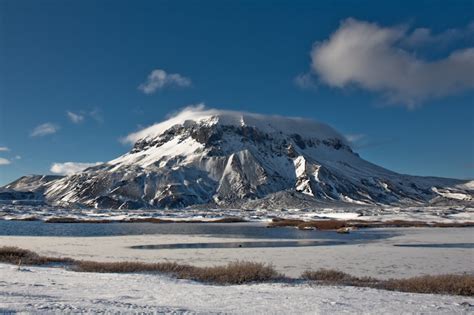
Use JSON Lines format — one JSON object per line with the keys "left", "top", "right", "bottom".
{"left": 0, "top": 147, "right": 18, "bottom": 165}
{"left": 67, "top": 111, "right": 85, "bottom": 124}
{"left": 121, "top": 103, "right": 336, "bottom": 146}
{"left": 50, "top": 161, "right": 102, "bottom": 175}
{"left": 294, "top": 73, "right": 317, "bottom": 89}
{"left": 89, "top": 108, "right": 103, "bottom": 123}
{"left": 345, "top": 133, "right": 398, "bottom": 150}
{"left": 138, "top": 69, "right": 192, "bottom": 94}
{"left": 0, "top": 157, "right": 11, "bottom": 165}
{"left": 354, "top": 137, "right": 398, "bottom": 150}
{"left": 401, "top": 22, "right": 474, "bottom": 48}
{"left": 30, "top": 123, "right": 60, "bottom": 137}
{"left": 308, "top": 18, "right": 474, "bottom": 107}
{"left": 66, "top": 109, "right": 103, "bottom": 124}
{"left": 345, "top": 134, "right": 366, "bottom": 143}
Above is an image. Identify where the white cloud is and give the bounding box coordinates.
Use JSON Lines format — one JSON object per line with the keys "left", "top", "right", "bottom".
{"left": 138, "top": 69, "right": 192, "bottom": 94}
{"left": 31, "top": 123, "right": 60, "bottom": 137}
{"left": 50, "top": 162, "right": 102, "bottom": 175}
{"left": 121, "top": 103, "right": 204, "bottom": 144}
{"left": 401, "top": 22, "right": 474, "bottom": 48}
{"left": 294, "top": 73, "right": 317, "bottom": 89}
{"left": 0, "top": 157, "right": 10, "bottom": 165}
{"left": 67, "top": 111, "right": 84, "bottom": 124}
{"left": 345, "top": 134, "right": 366, "bottom": 143}
{"left": 121, "top": 103, "right": 345, "bottom": 146}
{"left": 0, "top": 146, "right": 9, "bottom": 152}
{"left": 14, "top": 155, "right": 21, "bottom": 160}
{"left": 310, "top": 18, "right": 474, "bottom": 106}
{"left": 66, "top": 109, "right": 103, "bottom": 123}
{"left": 89, "top": 108, "right": 104, "bottom": 123}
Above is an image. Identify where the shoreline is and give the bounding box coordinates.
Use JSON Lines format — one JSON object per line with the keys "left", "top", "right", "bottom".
{"left": 2, "top": 216, "right": 474, "bottom": 230}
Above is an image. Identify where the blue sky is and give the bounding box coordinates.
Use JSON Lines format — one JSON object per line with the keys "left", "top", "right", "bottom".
{"left": 0, "top": 0, "right": 473, "bottom": 185}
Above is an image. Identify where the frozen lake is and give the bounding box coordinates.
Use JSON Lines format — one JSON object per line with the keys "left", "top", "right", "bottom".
{"left": 0, "top": 220, "right": 397, "bottom": 243}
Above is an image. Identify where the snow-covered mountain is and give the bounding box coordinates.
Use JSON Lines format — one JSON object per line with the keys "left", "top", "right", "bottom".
{"left": 3, "top": 107, "right": 473, "bottom": 209}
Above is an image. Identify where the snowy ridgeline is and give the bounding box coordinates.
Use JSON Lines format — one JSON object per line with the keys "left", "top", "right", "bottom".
{"left": 1, "top": 107, "right": 473, "bottom": 211}
{"left": 1, "top": 264, "right": 472, "bottom": 314}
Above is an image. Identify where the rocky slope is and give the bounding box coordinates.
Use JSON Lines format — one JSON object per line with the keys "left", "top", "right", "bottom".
{"left": 2, "top": 108, "right": 473, "bottom": 209}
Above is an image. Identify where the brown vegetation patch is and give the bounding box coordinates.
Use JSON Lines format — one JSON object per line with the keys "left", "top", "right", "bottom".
{"left": 125, "top": 218, "right": 170, "bottom": 223}
{"left": 43, "top": 217, "right": 246, "bottom": 224}
{"left": 0, "top": 246, "right": 73, "bottom": 265}
{"left": 431, "top": 222, "right": 474, "bottom": 228}
{"left": 126, "top": 217, "right": 246, "bottom": 224}
{"left": 1, "top": 246, "right": 472, "bottom": 294}
{"left": 298, "top": 220, "right": 348, "bottom": 230}
{"left": 10, "top": 216, "right": 40, "bottom": 221}
{"left": 266, "top": 219, "right": 304, "bottom": 228}
{"left": 181, "top": 261, "right": 281, "bottom": 284}
{"left": 74, "top": 260, "right": 279, "bottom": 285}
{"left": 302, "top": 268, "right": 474, "bottom": 296}
{"left": 302, "top": 269, "right": 358, "bottom": 282}
{"left": 0, "top": 247, "right": 277, "bottom": 285}
{"left": 268, "top": 218, "right": 352, "bottom": 230}
{"left": 44, "top": 217, "right": 114, "bottom": 224}
{"left": 268, "top": 218, "right": 474, "bottom": 230}
{"left": 211, "top": 217, "right": 247, "bottom": 223}
{"left": 301, "top": 269, "right": 377, "bottom": 286}
{"left": 381, "top": 220, "right": 428, "bottom": 227}
{"left": 75, "top": 260, "right": 192, "bottom": 274}
{"left": 382, "top": 274, "right": 474, "bottom": 296}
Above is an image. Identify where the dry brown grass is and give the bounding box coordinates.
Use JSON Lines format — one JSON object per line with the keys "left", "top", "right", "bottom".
{"left": 268, "top": 218, "right": 474, "bottom": 230}
{"left": 181, "top": 261, "right": 281, "bottom": 284}
{"left": 431, "top": 222, "right": 474, "bottom": 228}
{"left": 301, "top": 269, "right": 377, "bottom": 286}
{"left": 302, "top": 268, "right": 474, "bottom": 296}
{"left": 74, "top": 260, "right": 279, "bottom": 284}
{"left": 267, "top": 219, "right": 304, "bottom": 227}
{"left": 268, "top": 219, "right": 350, "bottom": 230}
{"left": 10, "top": 216, "right": 40, "bottom": 221}
{"left": 43, "top": 217, "right": 246, "bottom": 224}
{"left": 302, "top": 269, "right": 358, "bottom": 282}
{"left": 382, "top": 274, "right": 474, "bottom": 296}
{"left": 2, "top": 246, "right": 472, "bottom": 294}
{"left": 41, "top": 216, "right": 474, "bottom": 227}
{"left": 382, "top": 220, "right": 428, "bottom": 227}
{"left": 44, "top": 217, "right": 114, "bottom": 223}
{"left": 127, "top": 217, "right": 247, "bottom": 224}
{"left": 74, "top": 260, "right": 192, "bottom": 274}
{"left": 211, "top": 217, "right": 247, "bottom": 223}
{"left": 1, "top": 246, "right": 278, "bottom": 285}
{"left": 0, "top": 246, "right": 73, "bottom": 265}
{"left": 125, "top": 218, "right": 170, "bottom": 223}
{"left": 298, "top": 220, "right": 348, "bottom": 230}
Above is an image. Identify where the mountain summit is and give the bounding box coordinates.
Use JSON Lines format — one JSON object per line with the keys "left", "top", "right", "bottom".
{"left": 3, "top": 106, "right": 473, "bottom": 209}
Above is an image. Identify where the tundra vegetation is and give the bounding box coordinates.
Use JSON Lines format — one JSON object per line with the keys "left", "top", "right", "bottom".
{"left": 1, "top": 246, "right": 472, "bottom": 296}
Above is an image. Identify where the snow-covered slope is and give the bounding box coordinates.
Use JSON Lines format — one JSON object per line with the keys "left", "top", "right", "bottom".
{"left": 2, "top": 107, "right": 473, "bottom": 209}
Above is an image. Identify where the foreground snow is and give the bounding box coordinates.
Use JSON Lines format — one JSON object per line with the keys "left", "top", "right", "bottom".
{"left": 0, "top": 264, "right": 472, "bottom": 314}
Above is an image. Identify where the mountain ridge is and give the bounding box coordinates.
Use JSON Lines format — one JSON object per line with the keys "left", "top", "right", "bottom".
{"left": 2, "top": 107, "right": 473, "bottom": 209}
